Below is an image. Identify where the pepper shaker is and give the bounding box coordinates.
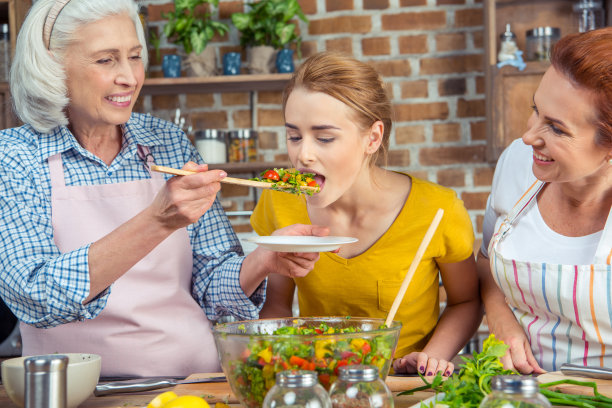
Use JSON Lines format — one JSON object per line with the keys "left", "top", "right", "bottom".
{"left": 24, "top": 354, "right": 69, "bottom": 408}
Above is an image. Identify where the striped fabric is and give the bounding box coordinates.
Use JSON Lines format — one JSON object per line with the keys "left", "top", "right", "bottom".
{"left": 489, "top": 181, "right": 612, "bottom": 371}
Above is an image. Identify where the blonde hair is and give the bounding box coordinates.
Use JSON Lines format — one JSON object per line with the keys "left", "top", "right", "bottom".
{"left": 282, "top": 52, "right": 393, "bottom": 166}
{"left": 11, "top": 0, "right": 148, "bottom": 133}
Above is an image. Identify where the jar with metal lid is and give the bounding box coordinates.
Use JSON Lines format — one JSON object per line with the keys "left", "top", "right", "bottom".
{"left": 0, "top": 23, "right": 9, "bottom": 82}
{"left": 479, "top": 375, "right": 551, "bottom": 408}
{"left": 525, "top": 27, "right": 560, "bottom": 61}
{"left": 328, "top": 365, "right": 394, "bottom": 408}
{"left": 262, "top": 370, "right": 331, "bottom": 408}
{"left": 195, "top": 129, "right": 227, "bottom": 164}
{"left": 573, "top": 0, "right": 604, "bottom": 32}
{"left": 228, "top": 129, "right": 258, "bottom": 163}
{"left": 24, "top": 354, "right": 69, "bottom": 408}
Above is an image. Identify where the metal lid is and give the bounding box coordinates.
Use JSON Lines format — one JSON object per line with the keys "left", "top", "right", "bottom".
{"left": 195, "top": 129, "right": 226, "bottom": 140}
{"left": 276, "top": 370, "right": 318, "bottom": 388}
{"left": 500, "top": 23, "right": 516, "bottom": 41}
{"left": 338, "top": 364, "right": 379, "bottom": 382}
{"left": 573, "top": 0, "right": 603, "bottom": 11}
{"left": 24, "top": 355, "right": 69, "bottom": 374}
{"left": 227, "top": 129, "right": 258, "bottom": 139}
{"left": 1, "top": 24, "right": 8, "bottom": 35}
{"left": 490, "top": 375, "right": 540, "bottom": 396}
{"left": 526, "top": 27, "right": 561, "bottom": 38}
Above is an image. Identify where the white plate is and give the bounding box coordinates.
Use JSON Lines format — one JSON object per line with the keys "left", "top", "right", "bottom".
{"left": 408, "top": 393, "right": 446, "bottom": 408}
{"left": 244, "top": 236, "right": 358, "bottom": 252}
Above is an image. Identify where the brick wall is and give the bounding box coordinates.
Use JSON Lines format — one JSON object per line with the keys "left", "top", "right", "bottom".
{"left": 137, "top": 0, "right": 495, "bottom": 251}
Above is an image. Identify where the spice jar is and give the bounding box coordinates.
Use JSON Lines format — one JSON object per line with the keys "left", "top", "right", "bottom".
{"left": 573, "top": 0, "right": 604, "bottom": 32}
{"left": 525, "top": 27, "right": 560, "bottom": 61}
{"left": 498, "top": 23, "right": 519, "bottom": 63}
{"left": 195, "top": 129, "right": 227, "bottom": 164}
{"left": 329, "top": 365, "right": 394, "bottom": 408}
{"left": 228, "top": 129, "right": 258, "bottom": 163}
{"left": 262, "top": 370, "right": 331, "bottom": 408}
{"left": 24, "top": 354, "right": 69, "bottom": 408}
{"left": 479, "top": 375, "right": 551, "bottom": 408}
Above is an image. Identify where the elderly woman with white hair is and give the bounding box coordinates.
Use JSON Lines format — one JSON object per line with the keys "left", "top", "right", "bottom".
{"left": 0, "top": 0, "right": 325, "bottom": 377}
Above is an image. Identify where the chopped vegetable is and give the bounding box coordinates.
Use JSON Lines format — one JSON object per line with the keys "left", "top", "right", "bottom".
{"left": 251, "top": 168, "right": 320, "bottom": 196}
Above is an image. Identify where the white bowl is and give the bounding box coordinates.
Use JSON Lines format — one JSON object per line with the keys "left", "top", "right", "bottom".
{"left": 1, "top": 353, "right": 101, "bottom": 408}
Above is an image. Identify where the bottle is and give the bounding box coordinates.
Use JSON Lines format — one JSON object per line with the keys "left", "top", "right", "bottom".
{"left": 329, "top": 365, "right": 394, "bottom": 408}
{"left": 195, "top": 129, "right": 227, "bottom": 164}
{"left": 263, "top": 370, "right": 331, "bottom": 408}
{"left": 497, "top": 23, "right": 518, "bottom": 63}
{"left": 479, "top": 375, "right": 551, "bottom": 408}
{"left": 0, "top": 23, "right": 10, "bottom": 82}
{"left": 573, "top": 0, "right": 604, "bottom": 32}
{"left": 24, "top": 354, "right": 69, "bottom": 408}
{"left": 228, "top": 129, "right": 258, "bottom": 163}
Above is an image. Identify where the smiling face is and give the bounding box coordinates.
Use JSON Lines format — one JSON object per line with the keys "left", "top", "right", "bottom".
{"left": 63, "top": 13, "right": 144, "bottom": 133}
{"left": 284, "top": 88, "right": 381, "bottom": 207}
{"left": 522, "top": 67, "right": 612, "bottom": 184}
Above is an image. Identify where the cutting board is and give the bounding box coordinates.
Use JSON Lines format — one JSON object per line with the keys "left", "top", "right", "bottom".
{"left": 172, "top": 373, "right": 431, "bottom": 402}
{"left": 538, "top": 371, "right": 612, "bottom": 398}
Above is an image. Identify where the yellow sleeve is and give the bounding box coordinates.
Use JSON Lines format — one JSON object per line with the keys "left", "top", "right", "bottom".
{"left": 250, "top": 190, "right": 310, "bottom": 236}
{"left": 437, "top": 195, "right": 475, "bottom": 264}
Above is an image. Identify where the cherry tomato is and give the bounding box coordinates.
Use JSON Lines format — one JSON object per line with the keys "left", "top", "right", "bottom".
{"left": 263, "top": 170, "right": 280, "bottom": 181}
{"left": 307, "top": 180, "right": 318, "bottom": 187}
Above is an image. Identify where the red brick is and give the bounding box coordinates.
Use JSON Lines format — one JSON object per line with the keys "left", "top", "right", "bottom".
{"left": 439, "top": 78, "right": 466, "bottom": 96}
{"left": 258, "top": 109, "right": 284, "bottom": 127}
{"left": 475, "top": 75, "right": 485, "bottom": 94}
{"left": 364, "top": 0, "right": 390, "bottom": 9}
{"left": 461, "top": 191, "right": 489, "bottom": 210}
{"left": 299, "top": 0, "right": 318, "bottom": 14}
{"left": 382, "top": 11, "right": 446, "bottom": 31}
{"left": 152, "top": 94, "right": 179, "bottom": 110}
{"left": 437, "top": 168, "right": 466, "bottom": 187}
{"left": 232, "top": 224, "right": 254, "bottom": 233}
{"left": 401, "top": 80, "right": 428, "bottom": 99}
{"left": 457, "top": 98, "right": 485, "bottom": 118}
{"left": 309, "top": 16, "right": 372, "bottom": 35}
{"left": 370, "top": 59, "right": 411, "bottom": 77}
{"left": 433, "top": 123, "right": 461, "bottom": 142}
{"left": 436, "top": 33, "right": 466, "bottom": 52}
{"left": 147, "top": 3, "right": 174, "bottom": 22}
{"left": 258, "top": 131, "right": 279, "bottom": 150}
{"left": 470, "top": 120, "right": 486, "bottom": 141}
{"left": 274, "top": 153, "right": 290, "bottom": 162}
{"left": 362, "top": 37, "right": 391, "bottom": 56}
{"left": 186, "top": 94, "right": 215, "bottom": 108}
{"left": 476, "top": 214, "right": 484, "bottom": 233}
{"left": 387, "top": 149, "right": 411, "bottom": 166}
{"left": 400, "top": 0, "right": 427, "bottom": 5}
{"left": 474, "top": 167, "right": 495, "bottom": 186}
{"left": 395, "top": 125, "right": 425, "bottom": 144}
{"left": 221, "top": 93, "right": 249, "bottom": 106}
{"left": 218, "top": 1, "right": 243, "bottom": 19}
{"left": 326, "top": 38, "right": 353, "bottom": 54}
{"left": 191, "top": 111, "right": 228, "bottom": 129}
{"left": 473, "top": 31, "right": 484, "bottom": 49}
{"left": 258, "top": 91, "right": 283, "bottom": 104}
{"left": 410, "top": 170, "right": 430, "bottom": 181}
{"left": 438, "top": 0, "right": 465, "bottom": 4}
{"left": 398, "top": 35, "right": 428, "bottom": 54}
{"left": 420, "top": 54, "right": 483, "bottom": 75}
{"left": 455, "top": 8, "right": 484, "bottom": 28}
{"left": 394, "top": 102, "right": 449, "bottom": 121}
{"left": 221, "top": 184, "right": 249, "bottom": 197}
{"left": 326, "top": 0, "right": 353, "bottom": 11}
{"left": 300, "top": 41, "right": 319, "bottom": 59}
{"left": 419, "top": 145, "right": 486, "bottom": 165}
{"left": 232, "top": 110, "right": 252, "bottom": 128}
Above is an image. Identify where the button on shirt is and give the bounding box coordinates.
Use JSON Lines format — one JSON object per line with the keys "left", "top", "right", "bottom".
{"left": 0, "top": 113, "right": 264, "bottom": 328}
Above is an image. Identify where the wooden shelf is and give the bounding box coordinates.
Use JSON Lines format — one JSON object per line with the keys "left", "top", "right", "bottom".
{"left": 141, "top": 73, "right": 293, "bottom": 95}
{"left": 208, "top": 161, "right": 291, "bottom": 174}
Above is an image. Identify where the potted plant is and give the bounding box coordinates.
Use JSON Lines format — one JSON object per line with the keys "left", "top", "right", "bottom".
{"left": 162, "top": 0, "right": 229, "bottom": 76}
{"left": 231, "top": 0, "right": 308, "bottom": 74}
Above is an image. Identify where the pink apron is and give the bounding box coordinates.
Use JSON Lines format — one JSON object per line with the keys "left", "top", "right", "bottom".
{"left": 20, "top": 146, "right": 220, "bottom": 377}
{"left": 489, "top": 180, "right": 612, "bottom": 371}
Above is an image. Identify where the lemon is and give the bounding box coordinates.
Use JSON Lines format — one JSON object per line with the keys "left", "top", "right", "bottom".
{"left": 161, "top": 395, "right": 210, "bottom": 408}
{"left": 147, "top": 391, "right": 179, "bottom": 408}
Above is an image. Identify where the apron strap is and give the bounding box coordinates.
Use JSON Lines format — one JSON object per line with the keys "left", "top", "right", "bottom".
{"left": 594, "top": 205, "right": 612, "bottom": 265}
{"left": 136, "top": 145, "right": 162, "bottom": 179}
{"left": 48, "top": 154, "right": 65, "bottom": 189}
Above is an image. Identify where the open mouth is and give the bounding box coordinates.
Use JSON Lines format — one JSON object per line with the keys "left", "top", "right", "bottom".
{"left": 300, "top": 168, "right": 325, "bottom": 192}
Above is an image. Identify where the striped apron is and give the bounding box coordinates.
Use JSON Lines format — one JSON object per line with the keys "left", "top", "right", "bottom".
{"left": 489, "top": 180, "right": 612, "bottom": 371}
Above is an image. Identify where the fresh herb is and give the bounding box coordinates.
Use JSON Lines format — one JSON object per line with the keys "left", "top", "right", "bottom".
{"left": 539, "top": 379, "right": 612, "bottom": 408}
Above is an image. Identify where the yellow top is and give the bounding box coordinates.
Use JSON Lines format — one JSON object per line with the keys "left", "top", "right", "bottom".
{"left": 250, "top": 175, "right": 474, "bottom": 358}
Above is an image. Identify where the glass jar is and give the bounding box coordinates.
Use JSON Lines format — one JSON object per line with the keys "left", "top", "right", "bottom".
{"left": 498, "top": 23, "right": 519, "bottom": 63}
{"left": 525, "top": 27, "right": 560, "bottom": 61}
{"left": 329, "top": 365, "right": 394, "bottom": 408}
{"left": 195, "top": 129, "right": 227, "bottom": 164}
{"left": 479, "top": 376, "right": 551, "bottom": 408}
{"left": 573, "top": 0, "right": 604, "bottom": 32}
{"left": 263, "top": 370, "right": 331, "bottom": 408}
{"left": 227, "top": 129, "right": 258, "bottom": 163}
{"left": 0, "top": 23, "right": 10, "bottom": 82}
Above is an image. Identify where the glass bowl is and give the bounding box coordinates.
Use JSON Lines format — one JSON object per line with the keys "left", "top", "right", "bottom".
{"left": 212, "top": 317, "right": 401, "bottom": 408}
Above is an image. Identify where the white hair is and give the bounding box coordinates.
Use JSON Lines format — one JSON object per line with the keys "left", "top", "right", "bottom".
{"left": 11, "top": 0, "right": 149, "bottom": 133}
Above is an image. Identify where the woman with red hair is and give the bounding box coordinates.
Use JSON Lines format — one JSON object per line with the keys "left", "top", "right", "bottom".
{"left": 478, "top": 27, "right": 612, "bottom": 374}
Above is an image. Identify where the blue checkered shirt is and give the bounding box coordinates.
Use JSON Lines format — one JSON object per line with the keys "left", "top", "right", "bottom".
{"left": 0, "top": 113, "right": 265, "bottom": 328}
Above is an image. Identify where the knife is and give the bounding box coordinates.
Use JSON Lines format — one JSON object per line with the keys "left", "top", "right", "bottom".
{"left": 560, "top": 364, "right": 612, "bottom": 380}
{"left": 94, "top": 375, "right": 226, "bottom": 396}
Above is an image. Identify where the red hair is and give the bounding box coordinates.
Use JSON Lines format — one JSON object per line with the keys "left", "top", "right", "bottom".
{"left": 550, "top": 27, "right": 612, "bottom": 147}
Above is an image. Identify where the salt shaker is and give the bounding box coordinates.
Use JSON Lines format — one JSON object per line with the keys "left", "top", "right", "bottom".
{"left": 24, "top": 354, "right": 69, "bottom": 408}
{"left": 329, "top": 365, "right": 394, "bottom": 408}
{"left": 263, "top": 370, "right": 331, "bottom": 408}
{"left": 479, "top": 375, "right": 551, "bottom": 408}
